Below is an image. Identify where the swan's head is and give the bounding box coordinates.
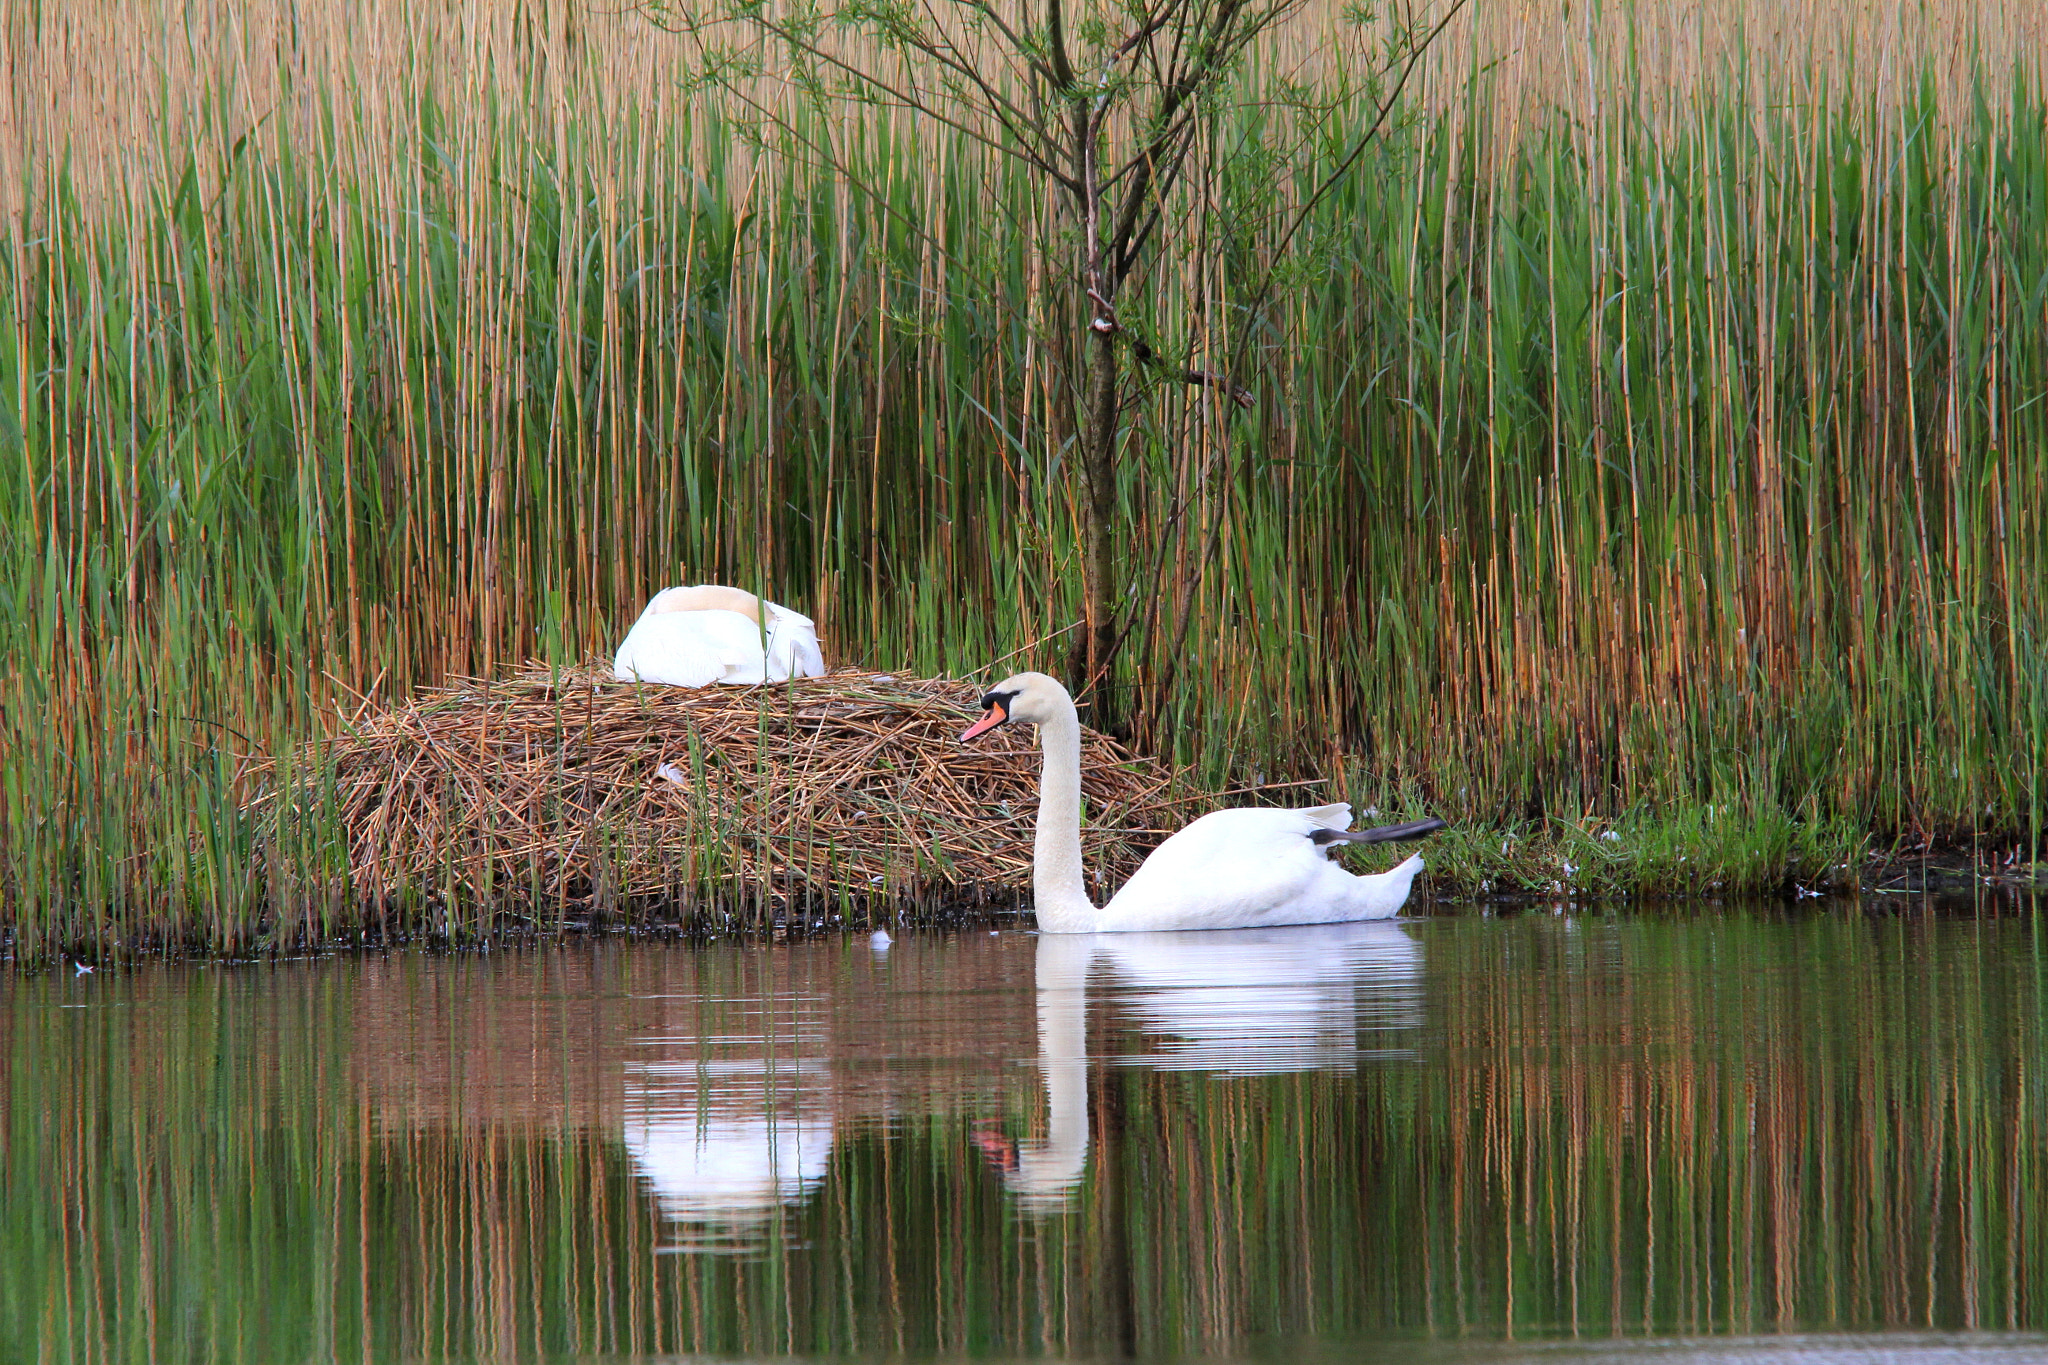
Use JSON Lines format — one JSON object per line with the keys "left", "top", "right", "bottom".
{"left": 960, "top": 671, "right": 1070, "bottom": 740}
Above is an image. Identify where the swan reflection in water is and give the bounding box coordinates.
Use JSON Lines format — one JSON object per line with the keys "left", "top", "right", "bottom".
{"left": 979, "top": 919, "right": 1424, "bottom": 1210}
{"left": 621, "top": 1030, "right": 836, "bottom": 1254}
{"left": 616, "top": 920, "right": 1422, "bottom": 1244}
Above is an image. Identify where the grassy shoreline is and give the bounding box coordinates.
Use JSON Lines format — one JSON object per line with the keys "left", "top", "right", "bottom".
{"left": 9, "top": 843, "right": 2039, "bottom": 971}
{"left": 4, "top": 3, "right": 2045, "bottom": 960}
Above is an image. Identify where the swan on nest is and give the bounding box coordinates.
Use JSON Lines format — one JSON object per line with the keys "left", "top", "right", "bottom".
{"left": 612, "top": 584, "right": 825, "bottom": 688}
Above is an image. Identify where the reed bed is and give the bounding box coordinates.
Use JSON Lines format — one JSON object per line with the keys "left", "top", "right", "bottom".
{"left": 250, "top": 668, "right": 1181, "bottom": 936}
{"left": 3, "top": 0, "right": 2046, "bottom": 957}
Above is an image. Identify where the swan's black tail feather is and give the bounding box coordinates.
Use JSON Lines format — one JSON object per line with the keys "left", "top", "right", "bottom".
{"left": 1311, "top": 817, "right": 1448, "bottom": 847}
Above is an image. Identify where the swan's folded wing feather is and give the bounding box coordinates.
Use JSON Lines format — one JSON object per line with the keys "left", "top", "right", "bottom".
{"left": 763, "top": 599, "right": 816, "bottom": 629}
{"left": 763, "top": 614, "right": 827, "bottom": 680}
{"left": 1096, "top": 804, "right": 1426, "bottom": 929}
{"left": 1295, "top": 801, "right": 1352, "bottom": 832}
{"left": 613, "top": 610, "right": 766, "bottom": 687}
{"left": 792, "top": 636, "right": 825, "bottom": 678}
{"left": 613, "top": 637, "right": 725, "bottom": 688}
{"left": 1102, "top": 807, "right": 1343, "bottom": 927}
{"left": 690, "top": 610, "right": 773, "bottom": 682}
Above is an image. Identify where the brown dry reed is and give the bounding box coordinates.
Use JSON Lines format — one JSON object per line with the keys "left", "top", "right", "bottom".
{"left": 250, "top": 668, "right": 1183, "bottom": 938}
{"left": 3, "top": 0, "right": 2046, "bottom": 959}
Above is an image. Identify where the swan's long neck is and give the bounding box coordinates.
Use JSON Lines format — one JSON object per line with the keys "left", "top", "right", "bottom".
{"left": 1032, "top": 704, "right": 1101, "bottom": 933}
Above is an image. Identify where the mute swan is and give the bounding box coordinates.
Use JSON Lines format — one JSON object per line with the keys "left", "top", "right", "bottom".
{"left": 960, "top": 672, "right": 1444, "bottom": 932}
{"left": 612, "top": 584, "right": 826, "bottom": 688}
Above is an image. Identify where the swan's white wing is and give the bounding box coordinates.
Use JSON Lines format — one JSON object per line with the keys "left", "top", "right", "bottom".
{"left": 1100, "top": 806, "right": 1422, "bottom": 929}
{"left": 760, "top": 598, "right": 815, "bottom": 629}
{"left": 789, "top": 634, "right": 825, "bottom": 678}
{"left": 613, "top": 610, "right": 767, "bottom": 687}
{"left": 614, "top": 615, "right": 723, "bottom": 687}
{"left": 1296, "top": 801, "right": 1352, "bottom": 831}
{"left": 1102, "top": 808, "right": 1335, "bottom": 928}
{"left": 762, "top": 606, "right": 826, "bottom": 680}
{"left": 689, "top": 610, "right": 773, "bottom": 683}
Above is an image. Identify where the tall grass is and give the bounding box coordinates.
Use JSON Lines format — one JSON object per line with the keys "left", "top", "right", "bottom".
{"left": 2, "top": 0, "right": 2044, "bottom": 954}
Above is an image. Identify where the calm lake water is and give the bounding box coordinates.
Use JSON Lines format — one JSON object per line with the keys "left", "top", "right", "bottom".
{"left": 5, "top": 910, "right": 2045, "bottom": 1363}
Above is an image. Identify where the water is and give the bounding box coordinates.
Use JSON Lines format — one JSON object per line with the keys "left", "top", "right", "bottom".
{"left": 5, "top": 911, "right": 2045, "bottom": 1362}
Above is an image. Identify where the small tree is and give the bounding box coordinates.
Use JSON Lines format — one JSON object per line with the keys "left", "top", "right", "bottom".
{"left": 645, "top": 0, "right": 1462, "bottom": 716}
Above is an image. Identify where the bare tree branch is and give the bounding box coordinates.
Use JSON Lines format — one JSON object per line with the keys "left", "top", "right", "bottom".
{"left": 650, "top": 4, "right": 1077, "bottom": 186}
{"left": 1045, "top": 0, "right": 1077, "bottom": 90}
{"left": 639, "top": 0, "right": 1468, "bottom": 716}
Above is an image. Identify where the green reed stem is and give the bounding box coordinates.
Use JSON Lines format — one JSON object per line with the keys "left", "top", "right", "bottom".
{"left": 2, "top": 36, "right": 2043, "bottom": 955}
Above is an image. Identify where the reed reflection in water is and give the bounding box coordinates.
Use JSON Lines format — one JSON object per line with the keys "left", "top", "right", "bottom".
{"left": 2, "top": 913, "right": 2042, "bottom": 1361}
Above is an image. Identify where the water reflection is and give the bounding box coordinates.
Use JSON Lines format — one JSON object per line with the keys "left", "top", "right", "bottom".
{"left": 5, "top": 911, "right": 2046, "bottom": 1362}
{"left": 623, "top": 1047, "right": 835, "bottom": 1251}
{"left": 609, "top": 937, "right": 1023, "bottom": 1254}
{"left": 1091, "top": 920, "right": 1423, "bottom": 1072}
{"left": 992, "top": 922, "right": 1423, "bottom": 1208}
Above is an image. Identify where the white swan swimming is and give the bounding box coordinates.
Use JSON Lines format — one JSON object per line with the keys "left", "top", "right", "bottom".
{"left": 612, "top": 584, "right": 826, "bottom": 688}
{"left": 960, "top": 671, "right": 1444, "bottom": 932}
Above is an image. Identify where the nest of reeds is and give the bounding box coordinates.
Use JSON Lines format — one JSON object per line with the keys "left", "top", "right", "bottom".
{"left": 251, "top": 665, "right": 1189, "bottom": 927}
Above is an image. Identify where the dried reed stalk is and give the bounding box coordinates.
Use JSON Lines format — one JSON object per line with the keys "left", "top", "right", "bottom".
{"left": 12, "top": 0, "right": 2039, "bottom": 221}
{"left": 247, "top": 667, "right": 1187, "bottom": 925}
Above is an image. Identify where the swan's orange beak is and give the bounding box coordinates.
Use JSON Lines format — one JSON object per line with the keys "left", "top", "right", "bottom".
{"left": 961, "top": 698, "right": 1008, "bottom": 741}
